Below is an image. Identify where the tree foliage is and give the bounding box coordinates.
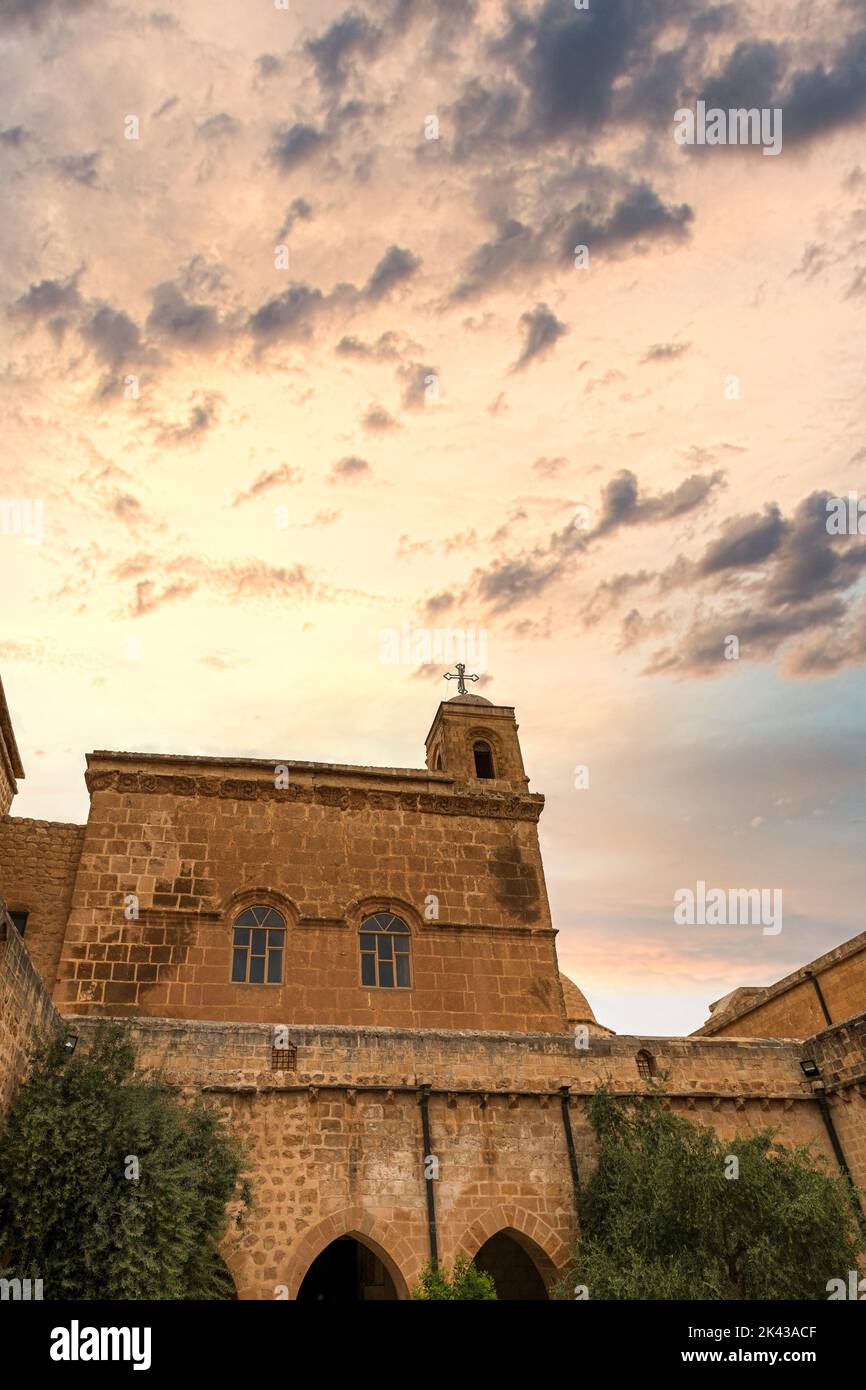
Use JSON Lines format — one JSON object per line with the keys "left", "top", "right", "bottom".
{"left": 412, "top": 1252, "right": 498, "bottom": 1299}
{"left": 0, "top": 1023, "right": 250, "bottom": 1299}
{"left": 554, "top": 1086, "right": 864, "bottom": 1300}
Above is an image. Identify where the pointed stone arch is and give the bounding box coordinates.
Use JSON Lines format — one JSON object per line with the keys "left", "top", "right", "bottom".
{"left": 456, "top": 1205, "right": 567, "bottom": 1288}
{"left": 284, "top": 1208, "right": 417, "bottom": 1300}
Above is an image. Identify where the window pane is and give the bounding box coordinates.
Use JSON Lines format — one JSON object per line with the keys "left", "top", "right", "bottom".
{"left": 235, "top": 910, "right": 257, "bottom": 926}
{"left": 377, "top": 935, "right": 393, "bottom": 960}
{"left": 379, "top": 960, "right": 395, "bottom": 988}
{"left": 232, "top": 948, "right": 247, "bottom": 982}
{"left": 251, "top": 928, "right": 267, "bottom": 955}
{"left": 233, "top": 927, "right": 250, "bottom": 946}
{"left": 268, "top": 929, "right": 285, "bottom": 947}
{"left": 263, "top": 908, "right": 284, "bottom": 928}
{"left": 361, "top": 954, "right": 376, "bottom": 986}
{"left": 249, "top": 953, "right": 265, "bottom": 984}
{"left": 360, "top": 934, "right": 375, "bottom": 952}
{"left": 267, "top": 950, "right": 283, "bottom": 984}
{"left": 396, "top": 955, "right": 410, "bottom": 987}
{"left": 390, "top": 918, "right": 409, "bottom": 935}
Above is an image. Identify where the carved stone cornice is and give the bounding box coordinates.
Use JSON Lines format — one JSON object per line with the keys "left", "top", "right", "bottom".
{"left": 85, "top": 768, "right": 544, "bottom": 822}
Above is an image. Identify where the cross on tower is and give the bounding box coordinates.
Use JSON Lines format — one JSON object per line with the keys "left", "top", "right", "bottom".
{"left": 444, "top": 663, "right": 479, "bottom": 696}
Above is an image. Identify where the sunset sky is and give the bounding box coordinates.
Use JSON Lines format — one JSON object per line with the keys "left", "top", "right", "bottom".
{"left": 2, "top": 0, "right": 866, "bottom": 1035}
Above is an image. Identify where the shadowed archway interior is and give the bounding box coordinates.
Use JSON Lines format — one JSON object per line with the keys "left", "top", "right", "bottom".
{"left": 296, "top": 1236, "right": 398, "bottom": 1301}
{"left": 474, "top": 1230, "right": 550, "bottom": 1300}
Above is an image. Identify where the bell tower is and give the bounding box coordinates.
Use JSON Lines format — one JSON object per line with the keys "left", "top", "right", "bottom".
{"left": 425, "top": 692, "right": 530, "bottom": 792}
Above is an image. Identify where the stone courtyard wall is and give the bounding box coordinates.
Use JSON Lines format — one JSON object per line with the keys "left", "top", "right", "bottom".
{"left": 64, "top": 1014, "right": 858, "bottom": 1300}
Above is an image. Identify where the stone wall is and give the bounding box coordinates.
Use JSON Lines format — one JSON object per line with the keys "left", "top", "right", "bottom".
{"left": 0, "top": 905, "right": 63, "bottom": 1113}
{"left": 805, "top": 1014, "right": 866, "bottom": 1210}
{"left": 0, "top": 817, "right": 85, "bottom": 990}
{"left": 64, "top": 1015, "right": 851, "bottom": 1299}
{"left": 696, "top": 931, "right": 866, "bottom": 1040}
{"left": 51, "top": 754, "right": 564, "bottom": 1032}
{"left": 0, "top": 756, "right": 14, "bottom": 819}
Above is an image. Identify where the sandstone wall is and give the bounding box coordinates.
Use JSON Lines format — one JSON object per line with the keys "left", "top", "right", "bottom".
{"left": 52, "top": 758, "right": 564, "bottom": 1032}
{"left": 0, "top": 907, "right": 63, "bottom": 1113}
{"left": 0, "top": 757, "right": 14, "bottom": 818}
{"left": 697, "top": 933, "right": 866, "bottom": 1040}
{"left": 64, "top": 1015, "right": 849, "bottom": 1300}
{"left": 806, "top": 1014, "right": 866, "bottom": 1209}
{"left": 0, "top": 817, "right": 86, "bottom": 990}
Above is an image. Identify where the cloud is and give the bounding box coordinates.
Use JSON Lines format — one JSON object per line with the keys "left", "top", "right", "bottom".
{"left": 53, "top": 151, "right": 101, "bottom": 187}
{"left": 81, "top": 304, "right": 142, "bottom": 369}
{"left": 450, "top": 217, "right": 546, "bottom": 302}
{"left": 154, "top": 392, "right": 222, "bottom": 447}
{"left": 9, "top": 274, "right": 82, "bottom": 321}
{"left": 146, "top": 281, "right": 224, "bottom": 348}
{"left": 363, "top": 244, "right": 421, "bottom": 301}
{"left": 640, "top": 342, "right": 691, "bottom": 365}
{"left": 232, "top": 463, "right": 301, "bottom": 507}
{"left": 336, "top": 331, "right": 404, "bottom": 360}
{"left": 561, "top": 180, "right": 693, "bottom": 259}
{"left": 398, "top": 361, "right": 438, "bottom": 408}
{"left": 583, "top": 489, "right": 866, "bottom": 678}
{"left": 247, "top": 282, "right": 325, "bottom": 345}
{"left": 0, "top": 0, "right": 95, "bottom": 30}
{"left": 197, "top": 112, "right": 241, "bottom": 141}
{"left": 532, "top": 456, "right": 568, "bottom": 477}
{"left": 697, "top": 505, "right": 788, "bottom": 577}
{"left": 327, "top": 455, "right": 372, "bottom": 483}
{"left": 269, "top": 122, "right": 328, "bottom": 172}
{"left": 361, "top": 404, "right": 399, "bottom": 432}
{"left": 306, "top": 11, "right": 383, "bottom": 91}
{"left": 596, "top": 468, "right": 725, "bottom": 536}
{"left": 451, "top": 178, "right": 693, "bottom": 303}
{"left": 462, "top": 467, "right": 724, "bottom": 613}
{"left": 276, "top": 196, "right": 313, "bottom": 241}
{"left": 510, "top": 302, "right": 567, "bottom": 372}
{"left": 131, "top": 578, "right": 198, "bottom": 617}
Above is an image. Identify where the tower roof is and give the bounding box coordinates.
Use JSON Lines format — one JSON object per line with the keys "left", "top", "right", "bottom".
{"left": 446, "top": 692, "right": 493, "bottom": 706}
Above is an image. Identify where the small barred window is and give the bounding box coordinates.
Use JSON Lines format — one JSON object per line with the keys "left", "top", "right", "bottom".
{"left": 271, "top": 1042, "right": 297, "bottom": 1071}
{"left": 636, "top": 1049, "right": 655, "bottom": 1081}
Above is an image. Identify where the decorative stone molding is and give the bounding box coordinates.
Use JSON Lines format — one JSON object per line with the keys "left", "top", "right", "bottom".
{"left": 85, "top": 768, "right": 544, "bottom": 823}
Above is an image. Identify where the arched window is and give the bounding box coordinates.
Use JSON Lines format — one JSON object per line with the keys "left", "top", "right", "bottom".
{"left": 360, "top": 913, "right": 411, "bottom": 989}
{"left": 434, "top": 750, "right": 443, "bottom": 770}
{"left": 473, "top": 740, "right": 495, "bottom": 779}
{"left": 231, "top": 905, "right": 285, "bottom": 984}
{"left": 636, "top": 1049, "right": 655, "bottom": 1081}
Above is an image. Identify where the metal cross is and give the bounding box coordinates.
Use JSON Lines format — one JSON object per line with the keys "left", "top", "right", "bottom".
{"left": 444, "top": 663, "right": 479, "bottom": 696}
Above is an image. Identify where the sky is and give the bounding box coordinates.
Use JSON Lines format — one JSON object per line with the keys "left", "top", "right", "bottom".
{"left": 1, "top": 0, "right": 866, "bottom": 1036}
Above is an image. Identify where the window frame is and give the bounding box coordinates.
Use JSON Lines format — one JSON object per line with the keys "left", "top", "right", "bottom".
{"left": 472, "top": 739, "right": 496, "bottom": 779}
{"left": 230, "top": 905, "right": 286, "bottom": 986}
{"left": 359, "top": 912, "right": 413, "bottom": 990}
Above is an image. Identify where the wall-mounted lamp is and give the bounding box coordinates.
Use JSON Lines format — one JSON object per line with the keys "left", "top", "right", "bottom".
{"left": 62, "top": 1034, "right": 79, "bottom": 1054}
{"left": 800, "top": 1058, "right": 820, "bottom": 1079}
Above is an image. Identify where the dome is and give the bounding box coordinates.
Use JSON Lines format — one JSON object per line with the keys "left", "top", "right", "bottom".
{"left": 558, "top": 973, "right": 615, "bottom": 1035}
{"left": 447, "top": 693, "right": 493, "bottom": 705}
{"left": 559, "top": 973, "right": 597, "bottom": 1024}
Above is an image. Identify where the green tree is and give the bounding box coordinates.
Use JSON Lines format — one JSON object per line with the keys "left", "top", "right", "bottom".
{"left": 554, "top": 1086, "right": 864, "bottom": 1300}
{"left": 412, "top": 1253, "right": 498, "bottom": 1299}
{"left": 0, "top": 1023, "right": 250, "bottom": 1299}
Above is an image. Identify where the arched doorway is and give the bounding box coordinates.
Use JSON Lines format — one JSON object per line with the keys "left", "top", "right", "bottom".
{"left": 474, "top": 1230, "right": 550, "bottom": 1300}
{"left": 297, "top": 1236, "right": 399, "bottom": 1301}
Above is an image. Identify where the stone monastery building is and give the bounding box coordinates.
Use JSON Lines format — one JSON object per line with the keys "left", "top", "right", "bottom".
{"left": 1, "top": 673, "right": 865, "bottom": 1298}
